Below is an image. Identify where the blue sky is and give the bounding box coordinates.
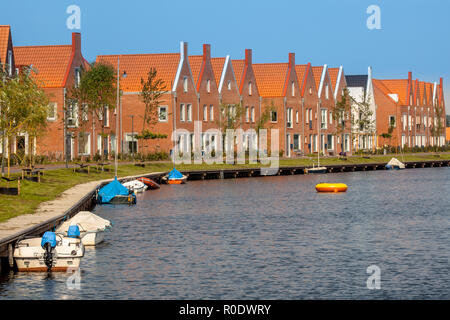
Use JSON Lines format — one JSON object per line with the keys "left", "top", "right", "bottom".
{"left": 1, "top": 0, "right": 449, "bottom": 113}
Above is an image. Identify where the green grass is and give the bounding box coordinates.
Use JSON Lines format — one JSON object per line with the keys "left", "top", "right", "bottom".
{"left": 1, "top": 153, "right": 449, "bottom": 223}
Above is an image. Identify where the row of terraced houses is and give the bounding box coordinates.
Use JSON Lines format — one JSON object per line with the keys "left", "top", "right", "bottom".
{"left": 0, "top": 27, "right": 447, "bottom": 161}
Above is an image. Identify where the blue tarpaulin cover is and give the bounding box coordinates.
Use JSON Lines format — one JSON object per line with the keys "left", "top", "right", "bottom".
{"left": 168, "top": 168, "right": 183, "bottom": 179}
{"left": 98, "top": 177, "right": 129, "bottom": 203}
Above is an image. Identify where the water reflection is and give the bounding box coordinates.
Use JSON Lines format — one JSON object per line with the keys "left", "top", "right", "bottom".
{"left": 0, "top": 168, "right": 449, "bottom": 299}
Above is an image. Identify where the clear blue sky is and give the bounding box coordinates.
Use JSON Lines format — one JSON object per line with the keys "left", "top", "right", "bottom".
{"left": 1, "top": 0, "right": 449, "bottom": 114}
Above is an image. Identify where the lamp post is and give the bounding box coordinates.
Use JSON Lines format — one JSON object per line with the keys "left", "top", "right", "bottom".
{"left": 130, "top": 115, "right": 135, "bottom": 161}
{"left": 115, "top": 56, "right": 126, "bottom": 178}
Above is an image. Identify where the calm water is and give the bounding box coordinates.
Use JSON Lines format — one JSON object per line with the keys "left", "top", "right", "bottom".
{"left": 1, "top": 167, "right": 449, "bottom": 299}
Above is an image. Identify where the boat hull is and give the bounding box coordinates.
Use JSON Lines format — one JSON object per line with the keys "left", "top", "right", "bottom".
{"left": 81, "top": 231, "right": 105, "bottom": 246}
{"left": 15, "top": 257, "right": 82, "bottom": 272}
{"left": 306, "top": 167, "right": 327, "bottom": 174}
{"left": 137, "top": 177, "right": 160, "bottom": 189}
{"left": 316, "top": 183, "right": 348, "bottom": 193}
{"left": 108, "top": 194, "right": 136, "bottom": 204}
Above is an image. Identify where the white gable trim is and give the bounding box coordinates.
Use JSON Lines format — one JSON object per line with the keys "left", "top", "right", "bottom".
{"left": 317, "top": 64, "right": 327, "bottom": 98}
{"left": 432, "top": 82, "right": 437, "bottom": 103}
{"left": 334, "top": 66, "right": 343, "bottom": 100}
{"left": 172, "top": 41, "right": 185, "bottom": 92}
{"left": 218, "top": 55, "right": 230, "bottom": 93}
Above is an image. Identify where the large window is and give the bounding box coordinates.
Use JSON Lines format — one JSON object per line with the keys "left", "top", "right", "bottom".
{"left": 203, "top": 105, "right": 208, "bottom": 121}
{"left": 158, "top": 106, "right": 168, "bottom": 122}
{"left": 187, "top": 104, "right": 192, "bottom": 122}
{"left": 271, "top": 110, "right": 278, "bottom": 122}
{"left": 78, "top": 133, "right": 90, "bottom": 155}
{"left": 47, "top": 102, "right": 57, "bottom": 121}
{"left": 251, "top": 106, "right": 255, "bottom": 123}
{"left": 180, "top": 104, "right": 185, "bottom": 122}
{"left": 210, "top": 105, "right": 214, "bottom": 121}
{"left": 287, "top": 108, "right": 293, "bottom": 128}
{"left": 321, "top": 109, "right": 327, "bottom": 129}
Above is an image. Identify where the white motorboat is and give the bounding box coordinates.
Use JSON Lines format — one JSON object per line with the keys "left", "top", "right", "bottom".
{"left": 56, "top": 211, "right": 112, "bottom": 246}
{"left": 305, "top": 166, "right": 327, "bottom": 174}
{"left": 13, "top": 230, "right": 84, "bottom": 272}
{"left": 123, "top": 179, "right": 148, "bottom": 193}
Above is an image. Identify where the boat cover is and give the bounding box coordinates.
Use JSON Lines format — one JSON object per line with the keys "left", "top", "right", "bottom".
{"left": 168, "top": 168, "right": 184, "bottom": 179}
{"left": 387, "top": 158, "right": 405, "bottom": 169}
{"left": 97, "top": 177, "right": 129, "bottom": 204}
{"left": 57, "top": 211, "right": 111, "bottom": 233}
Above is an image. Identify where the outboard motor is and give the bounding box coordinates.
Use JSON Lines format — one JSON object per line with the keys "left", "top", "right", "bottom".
{"left": 67, "top": 225, "right": 81, "bottom": 238}
{"left": 41, "top": 232, "right": 57, "bottom": 271}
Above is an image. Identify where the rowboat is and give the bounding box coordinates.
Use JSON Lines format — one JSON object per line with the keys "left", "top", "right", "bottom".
{"left": 56, "top": 211, "right": 112, "bottom": 246}
{"left": 137, "top": 177, "right": 161, "bottom": 189}
{"left": 123, "top": 180, "right": 148, "bottom": 193}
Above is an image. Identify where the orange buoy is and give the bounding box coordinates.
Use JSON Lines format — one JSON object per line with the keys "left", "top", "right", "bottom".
{"left": 315, "top": 183, "right": 348, "bottom": 193}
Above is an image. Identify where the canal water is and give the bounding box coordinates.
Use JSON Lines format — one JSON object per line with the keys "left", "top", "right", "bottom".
{"left": 1, "top": 167, "right": 449, "bottom": 299}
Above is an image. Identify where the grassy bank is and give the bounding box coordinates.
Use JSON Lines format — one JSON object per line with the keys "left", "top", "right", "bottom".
{"left": 1, "top": 153, "right": 450, "bottom": 223}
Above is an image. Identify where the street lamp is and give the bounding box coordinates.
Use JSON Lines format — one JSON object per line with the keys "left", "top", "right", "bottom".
{"left": 115, "top": 56, "right": 126, "bottom": 178}
{"left": 130, "top": 115, "right": 135, "bottom": 162}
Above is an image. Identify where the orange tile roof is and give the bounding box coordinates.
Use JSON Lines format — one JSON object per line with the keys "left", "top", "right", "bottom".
{"left": 311, "top": 66, "right": 324, "bottom": 91}
{"left": 372, "top": 79, "right": 409, "bottom": 105}
{"left": 295, "top": 64, "right": 307, "bottom": 88}
{"left": 328, "top": 67, "right": 340, "bottom": 92}
{"left": 211, "top": 57, "right": 226, "bottom": 86}
{"left": 446, "top": 127, "right": 450, "bottom": 142}
{"left": 252, "top": 63, "right": 289, "bottom": 97}
{"left": 0, "top": 25, "right": 11, "bottom": 64}
{"left": 97, "top": 53, "right": 180, "bottom": 92}
{"left": 14, "top": 45, "right": 73, "bottom": 88}
{"left": 231, "top": 59, "right": 245, "bottom": 91}
{"left": 188, "top": 55, "right": 203, "bottom": 88}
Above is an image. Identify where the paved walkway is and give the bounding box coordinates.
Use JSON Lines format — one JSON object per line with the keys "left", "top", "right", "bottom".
{"left": 0, "top": 172, "right": 165, "bottom": 242}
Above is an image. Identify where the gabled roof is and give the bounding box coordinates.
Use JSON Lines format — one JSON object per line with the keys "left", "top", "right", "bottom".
{"left": 188, "top": 55, "right": 203, "bottom": 88}
{"left": 375, "top": 79, "right": 409, "bottom": 105}
{"left": 14, "top": 45, "right": 73, "bottom": 88}
{"left": 328, "top": 67, "right": 340, "bottom": 91}
{"left": 252, "top": 63, "right": 289, "bottom": 97}
{"left": 0, "top": 25, "right": 11, "bottom": 64}
{"left": 211, "top": 57, "right": 226, "bottom": 86}
{"left": 231, "top": 59, "right": 245, "bottom": 91}
{"left": 97, "top": 53, "right": 180, "bottom": 92}
{"left": 311, "top": 66, "right": 323, "bottom": 91}
{"left": 345, "top": 75, "right": 368, "bottom": 89}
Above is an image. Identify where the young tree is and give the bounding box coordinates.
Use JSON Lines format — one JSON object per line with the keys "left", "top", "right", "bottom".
{"left": 350, "top": 93, "right": 376, "bottom": 152}
{"left": 76, "top": 62, "right": 116, "bottom": 161}
{"left": 138, "top": 68, "right": 167, "bottom": 155}
{"left": 431, "top": 104, "right": 445, "bottom": 150}
{"left": 0, "top": 66, "right": 50, "bottom": 176}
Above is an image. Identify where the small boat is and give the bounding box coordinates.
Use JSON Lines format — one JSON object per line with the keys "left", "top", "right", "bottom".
{"left": 386, "top": 157, "right": 405, "bottom": 170}
{"left": 123, "top": 180, "right": 148, "bottom": 193}
{"left": 162, "top": 168, "right": 187, "bottom": 184}
{"left": 137, "top": 177, "right": 160, "bottom": 189}
{"left": 306, "top": 166, "right": 327, "bottom": 174}
{"left": 13, "top": 228, "right": 85, "bottom": 272}
{"left": 97, "top": 177, "right": 137, "bottom": 204}
{"left": 316, "top": 183, "right": 348, "bottom": 193}
{"left": 56, "top": 211, "right": 112, "bottom": 246}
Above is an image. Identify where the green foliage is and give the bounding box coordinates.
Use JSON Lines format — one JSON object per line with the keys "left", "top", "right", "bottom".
{"left": 140, "top": 68, "right": 167, "bottom": 129}
{"left": 135, "top": 129, "right": 168, "bottom": 140}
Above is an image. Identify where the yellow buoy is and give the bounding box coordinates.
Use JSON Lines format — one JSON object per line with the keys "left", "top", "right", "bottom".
{"left": 316, "top": 183, "right": 348, "bottom": 193}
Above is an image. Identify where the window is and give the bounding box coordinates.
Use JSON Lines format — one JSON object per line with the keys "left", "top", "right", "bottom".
{"left": 251, "top": 107, "right": 255, "bottom": 123}
{"left": 78, "top": 133, "right": 90, "bottom": 155}
{"left": 47, "top": 102, "right": 57, "bottom": 121}
{"left": 291, "top": 81, "right": 295, "bottom": 96}
{"left": 67, "top": 103, "right": 78, "bottom": 127}
{"left": 327, "top": 134, "right": 333, "bottom": 150}
{"left": 74, "top": 67, "right": 81, "bottom": 87}
{"left": 321, "top": 109, "right": 327, "bottom": 129}
{"left": 7, "top": 50, "right": 13, "bottom": 76}
{"left": 309, "top": 87, "right": 312, "bottom": 95}
{"left": 210, "top": 105, "right": 214, "bottom": 121}
{"left": 183, "top": 77, "right": 188, "bottom": 92}
{"left": 82, "top": 104, "right": 88, "bottom": 121}
{"left": 180, "top": 104, "right": 185, "bottom": 122}
{"left": 389, "top": 115, "right": 396, "bottom": 128}
{"left": 248, "top": 82, "right": 252, "bottom": 95}
{"left": 187, "top": 104, "right": 192, "bottom": 122}
{"left": 227, "top": 80, "right": 231, "bottom": 91}
{"left": 245, "top": 106, "right": 250, "bottom": 122}
{"left": 329, "top": 111, "right": 333, "bottom": 124}
{"left": 287, "top": 108, "right": 293, "bottom": 128}
{"left": 158, "top": 106, "right": 168, "bottom": 122}
{"left": 271, "top": 111, "right": 278, "bottom": 122}
{"left": 296, "top": 111, "right": 299, "bottom": 123}
{"left": 126, "top": 133, "right": 137, "bottom": 154}
{"left": 206, "top": 79, "right": 211, "bottom": 93}
{"left": 104, "top": 107, "right": 109, "bottom": 127}
{"left": 203, "top": 105, "right": 208, "bottom": 121}
{"left": 293, "top": 134, "right": 300, "bottom": 151}
{"left": 306, "top": 109, "right": 309, "bottom": 123}
{"left": 325, "top": 84, "right": 329, "bottom": 100}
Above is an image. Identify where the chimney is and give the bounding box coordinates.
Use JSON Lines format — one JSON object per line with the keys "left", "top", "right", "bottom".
{"left": 203, "top": 44, "right": 211, "bottom": 62}
{"left": 408, "top": 71, "right": 412, "bottom": 83}
{"left": 288, "top": 53, "right": 295, "bottom": 68}
{"left": 245, "top": 49, "right": 252, "bottom": 66}
{"left": 180, "top": 41, "right": 188, "bottom": 60}
{"left": 72, "top": 32, "right": 81, "bottom": 54}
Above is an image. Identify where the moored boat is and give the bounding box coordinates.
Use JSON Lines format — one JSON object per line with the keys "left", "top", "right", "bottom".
{"left": 56, "top": 211, "right": 112, "bottom": 246}
{"left": 13, "top": 228, "right": 85, "bottom": 272}
{"left": 162, "top": 168, "right": 187, "bottom": 184}
{"left": 137, "top": 177, "right": 160, "bottom": 189}
{"left": 306, "top": 166, "right": 327, "bottom": 174}
{"left": 123, "top": 180, "right": 148, "bottom": 193}
{"left": 386, "top": 157, "right": 405, "bottom": 170}
{"left": 316, "top": 183, "right": 348, "bottom": 193}
{"left": 97, "top": 177, "right": 137, "bottom": 204}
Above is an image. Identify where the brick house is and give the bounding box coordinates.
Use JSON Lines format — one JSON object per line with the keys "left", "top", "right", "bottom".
{"left": 13, "top": 32, "right": 91, "bottom": 161}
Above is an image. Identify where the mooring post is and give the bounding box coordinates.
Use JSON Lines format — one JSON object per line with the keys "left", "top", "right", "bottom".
{"left": 17, "top": 179, "right": 20, "bottom": 195}
{"left": 8, "top": 244, "right": 13, "bottom": 268}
